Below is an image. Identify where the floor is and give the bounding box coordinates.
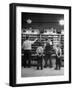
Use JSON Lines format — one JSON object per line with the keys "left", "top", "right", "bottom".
{"left": 21, "top": 66, "right": 64, "bottom": 77}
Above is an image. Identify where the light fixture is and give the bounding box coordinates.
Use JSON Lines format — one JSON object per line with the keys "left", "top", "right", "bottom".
{"left": 59, "top": 19, "right": 64, "bottom": 25}
{"left": 26, "top": 18, "right": 32, "bottom": 24}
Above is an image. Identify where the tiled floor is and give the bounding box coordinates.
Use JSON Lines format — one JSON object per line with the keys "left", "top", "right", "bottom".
{"left": 21, "top": 66, "right": 64, "bottom": 77}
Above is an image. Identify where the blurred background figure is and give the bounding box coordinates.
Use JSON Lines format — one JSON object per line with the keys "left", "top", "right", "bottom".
{"left": 44, "top": 38, "right": 53, "bottom": 68}
{"left": 22, "top": 35, "right": 37, "bottom": 68}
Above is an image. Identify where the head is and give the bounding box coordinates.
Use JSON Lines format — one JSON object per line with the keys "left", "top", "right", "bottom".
{"left": 47, "top": 39, "right": 51, "bottom": 42}
{"left": 56, "top": 44, "right": 60, "bottom": 49}
{"left": 38, "top": 34, "right": 42, "bottom": 41}
{"left": 45, "top": 37, "right": 48, "bottom": 41}
{"left": 46, "top": 38, "right": 51, "bottom": 44}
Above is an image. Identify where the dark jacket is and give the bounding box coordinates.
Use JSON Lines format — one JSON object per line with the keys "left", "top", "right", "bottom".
{"left": 44, "top": 43, "right": 53, "bottom": 55}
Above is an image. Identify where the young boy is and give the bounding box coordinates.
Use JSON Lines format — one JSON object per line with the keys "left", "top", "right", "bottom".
{"left": 55, "top": 45, "right": 62, "bottom": 70}
{"left": 36, "top": 40, "right": 44, "bottom": 70}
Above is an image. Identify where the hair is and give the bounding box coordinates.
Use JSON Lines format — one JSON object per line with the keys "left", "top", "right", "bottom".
{"left": 57, "top": 44, "right": 60, "bottom": 48}
{"left": 45, "top": 37, "right": 48, "bottom": 41}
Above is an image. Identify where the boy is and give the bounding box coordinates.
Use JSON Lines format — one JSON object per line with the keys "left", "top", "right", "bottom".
{"left": 36, "top": 39, "right": 44, "bottom": 70}
{"left": 55, "top": 45, "right": 62, "bottom": 70}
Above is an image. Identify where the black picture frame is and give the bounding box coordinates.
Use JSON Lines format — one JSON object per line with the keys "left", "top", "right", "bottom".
{"left": 9, "top": 3, "right": 71, "bottom": 87}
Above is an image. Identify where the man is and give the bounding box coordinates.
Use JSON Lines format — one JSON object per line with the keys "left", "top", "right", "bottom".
{"left": 22, "top": 35, "right": 37, "bottom": 68}
{"left": 55, "top": 45, "right": 62, "bottom": 70}
{"left": 36, "top": 40, "right": 44, "bottom": 70}
{"left": 44, "top": 39, "right": 53, "bottom": 68}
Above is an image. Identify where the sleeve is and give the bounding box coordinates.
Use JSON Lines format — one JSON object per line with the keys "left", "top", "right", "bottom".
{"left": 30, "top": 41, "right": 35, "bottom": 44}
{"left": 43, "top": 43, "right": 46, "bottom": 50}
{"left": 30, "top": 38, "right": 37, "bottom": 44}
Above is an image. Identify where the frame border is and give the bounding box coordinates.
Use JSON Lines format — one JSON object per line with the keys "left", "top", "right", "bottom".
{"left": 9, "top": 3, "right": 71, "bottom": 87}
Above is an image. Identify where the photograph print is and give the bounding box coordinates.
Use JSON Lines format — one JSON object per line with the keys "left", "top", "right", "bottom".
{"left": 10, "top": 3, "right": 71, "bottom": 86}
{"left": 21, "top": 13, "right": 64, "bottom": 77}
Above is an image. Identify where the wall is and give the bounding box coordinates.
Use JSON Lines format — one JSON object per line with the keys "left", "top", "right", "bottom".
{"left": 22, "top": 13, "right": 64, "bottom": 32}
{"left": 0, "top": 0, "right": 73, "bottom": 90}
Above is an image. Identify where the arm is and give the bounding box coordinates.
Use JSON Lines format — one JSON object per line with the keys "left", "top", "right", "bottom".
{"left": 31, "top": 38, "right": 38, "bottom": 44}
{"left": 36, "top": 47, "right": 39, "bottom": 55}
{"left": 43, "top": 43, "right": 46, "bottom": 50}
{"left": 50, "top": 41, "right": 53, "bottom": 45}
{"left": 34, "top": 38, "right": 38, "bottom": 42}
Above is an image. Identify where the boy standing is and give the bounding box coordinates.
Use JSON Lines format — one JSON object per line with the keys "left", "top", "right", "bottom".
{"left": 55, "top": 45, "right": 62, "bottom": 70}
{"left": 36, "top": 38, "right": 44, "bottom": 70}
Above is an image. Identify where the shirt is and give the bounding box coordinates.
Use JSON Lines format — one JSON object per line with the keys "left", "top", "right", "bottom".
{"left": 23, "top": 40, "right": 35, "bottom": 50}
{"left": 44, "top": 42, "right": 53, "bottom": 54}
{"left": 36, "top": 46, "right": 44, "bottom": 56}
{"left": 55, "top": 47, "right": 62, "bottom": 57}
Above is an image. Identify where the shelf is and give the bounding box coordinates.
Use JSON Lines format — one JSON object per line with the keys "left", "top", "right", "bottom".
{"left": 22, "top": 33, "right": 64, "bottom": 55}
